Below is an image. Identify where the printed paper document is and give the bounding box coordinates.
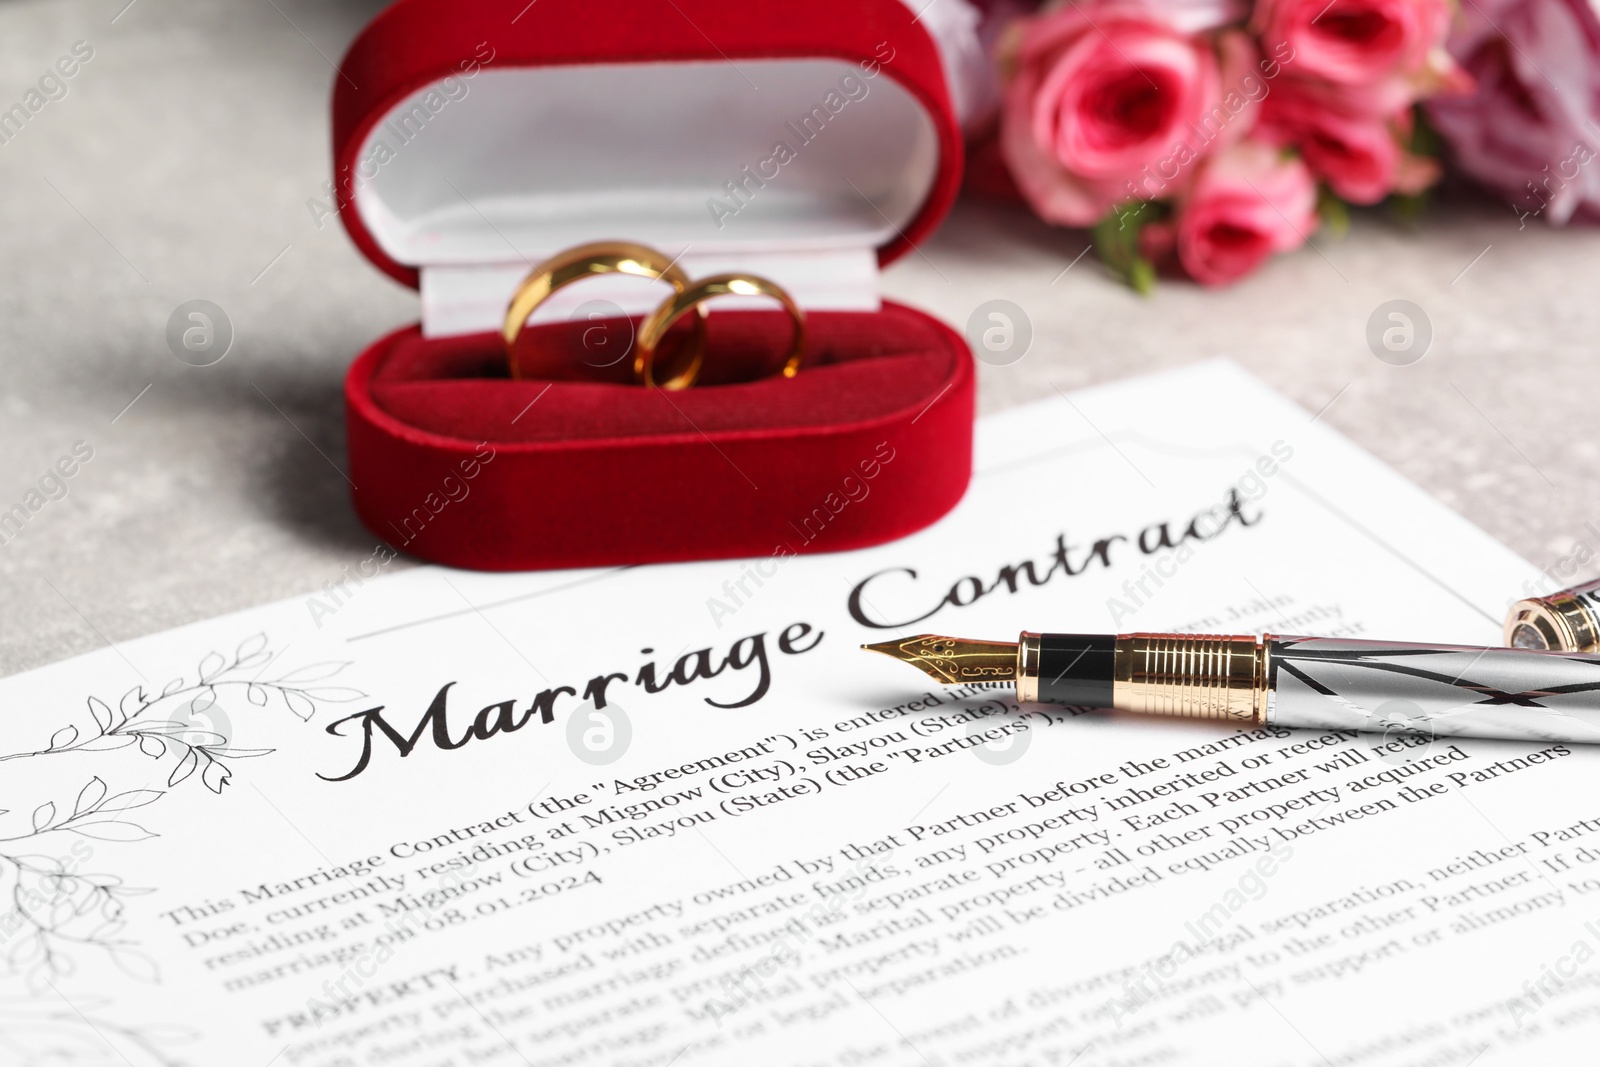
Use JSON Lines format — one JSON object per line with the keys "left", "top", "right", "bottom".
{"left": 3, "top": 361, "right": 1584, "bottom": 1066}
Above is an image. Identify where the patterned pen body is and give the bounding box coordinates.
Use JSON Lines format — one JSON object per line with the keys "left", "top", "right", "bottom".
{"left": 1269, "top": 636, "right": 1600, "bottom": 742}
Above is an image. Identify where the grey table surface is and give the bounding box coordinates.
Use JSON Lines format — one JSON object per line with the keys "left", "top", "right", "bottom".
{"left": 1, "top": 0, "right": 1596, "bottom": 677}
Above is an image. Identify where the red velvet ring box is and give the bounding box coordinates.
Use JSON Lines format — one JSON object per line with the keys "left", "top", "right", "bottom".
{"left": 333, "top": 0, "right": 975, "bottom": 571}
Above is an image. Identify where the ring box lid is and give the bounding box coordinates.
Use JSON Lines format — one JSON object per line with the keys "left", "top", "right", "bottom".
{"left": 332, "top": 0, "right": 965, "bottom": 338}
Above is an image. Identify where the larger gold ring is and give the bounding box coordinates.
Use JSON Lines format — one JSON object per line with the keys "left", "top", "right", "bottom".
{"left": 635, "top": 273, "right": 805, "bottom": 390}
{"left": 502, "top": 241, "right": 705, "bottom": 382}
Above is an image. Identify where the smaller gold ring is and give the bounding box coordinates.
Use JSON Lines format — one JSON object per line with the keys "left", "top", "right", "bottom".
{"left": 635, "top": 273, "right": 805, "bottom": 390}
{"left": 502, "top": 241, "right": 705, "bottom": 382}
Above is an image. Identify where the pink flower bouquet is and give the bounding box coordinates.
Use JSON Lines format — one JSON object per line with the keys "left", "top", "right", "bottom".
{"left": 1426, "top": 0, "right": 1600, "bottom": 226}
{"left": 989, "top": 0, "right": 1469, "bottom": 286}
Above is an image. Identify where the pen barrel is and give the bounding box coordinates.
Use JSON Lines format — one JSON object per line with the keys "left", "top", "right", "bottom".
{"left": 1104, "top": 634, "right": 1267, "bottom": 725}
{"left": 1268, "top": 636, "right": 1600, "bottom": 743}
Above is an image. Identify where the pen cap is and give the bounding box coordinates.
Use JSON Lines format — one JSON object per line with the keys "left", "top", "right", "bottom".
{"left": 1504, "top": 577, "right": 1600, "bottom": 652}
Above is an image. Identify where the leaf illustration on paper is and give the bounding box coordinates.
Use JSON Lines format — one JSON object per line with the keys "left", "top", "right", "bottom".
{"left": 283, "top": 690, "right": 315, "bottom": 721}
{"left": 88, "top": 697, "right": 114, "bottom": 733}
{"left": 171, "top": 729, "right": 225, "bottom": 749}
{"left": 5, "top": 934, "right": 42, "bottom": 970}
{"left": 97, "top": 791, "right": 164, "bottom": 816}
{"left": 108, "top": 946, "right": 161, "bottom": 984}
{"left": 75, "top": 777, "right": 108, "bottom": 817}
{"left": 0, "top": 996, "right": 197, "bottom": 1065}
{"left": 273, "top": 661, "right": 352, "bottom": 685}
{"left": 196, "top": 651, "right": 226, "bottom": 684}
{"left": 235, "top": 632, "right": 272, "bottom": 671}
{"left": 167, "top": 748, "right": 199, "bottom": 787}
{"left": 302, "top": 687, "right": 365, "bottom": 703}
{"left": 78, "top": 734, "right": 138, "bottom": 752}
{"left": 0, "top": 632, "right": 364, "bottom": 997}
{"left": 68, "top": 821, "right": 157, "bottom": 843}
{"left": 201, "top": 760, "right": 232, "bottom": 794}
{"left": 121, "top": 686, "right": 146, "bottom": 718}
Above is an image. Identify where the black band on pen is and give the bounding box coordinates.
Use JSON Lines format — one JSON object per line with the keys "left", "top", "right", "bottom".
{"left": 1036, "top": 633, "right": 1116, "bottom": 708}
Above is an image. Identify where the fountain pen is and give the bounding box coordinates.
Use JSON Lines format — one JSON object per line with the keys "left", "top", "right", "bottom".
{"left": 862, "top": 632, "right": 1600, "bottom": 743}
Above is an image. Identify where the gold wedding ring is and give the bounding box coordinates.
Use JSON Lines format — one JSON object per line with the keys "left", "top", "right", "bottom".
{"left": 635, "top": 273, "right": 806, "bottom": 390}
{"left": 502, "top": 241, "right": 705, "bottom": 382}
{"left": 502, "top": 244, "right": 807, "bottom": 390}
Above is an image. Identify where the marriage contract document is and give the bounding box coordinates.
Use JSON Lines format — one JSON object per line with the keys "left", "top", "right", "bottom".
{"left": 1, "top": 361, "right": 1586, "bottom": 1066}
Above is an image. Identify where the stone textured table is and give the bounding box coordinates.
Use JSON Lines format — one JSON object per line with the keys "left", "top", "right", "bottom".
{"left": 2, "top": 0, "right": 1596, "bottom": 674}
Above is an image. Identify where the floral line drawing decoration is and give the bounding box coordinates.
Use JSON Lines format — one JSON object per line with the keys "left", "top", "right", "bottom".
{"left": 0, "top": 632, "right": 363, "bottom": 1060}
{"left": 0, "top": 994, "right": 199, "bottom": 1067}
{"left": 0, "top": 631, "right": 362, "bottom": 788}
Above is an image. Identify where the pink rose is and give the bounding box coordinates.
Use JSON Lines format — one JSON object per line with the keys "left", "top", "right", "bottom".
{"left": 971, "top": 0, "right": 1246, "bottom": 30}
{"left": 1260, "top": 84, "right": 1404, "bottom": 202}
{"left": 1426, "top": 0, "right": 1600, "bottom": 224}
{"left": 1172, "top": 140, "right": 1320, "bottom": 285}
{"left": 1000, "top": 5, "right": 1232, "bottom": 225}
{"left": 1253, "top": 0, "right": 1460, "bottom": 106}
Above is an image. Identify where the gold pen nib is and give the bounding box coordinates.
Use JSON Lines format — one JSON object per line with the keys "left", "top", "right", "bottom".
{"left": 860, "top": 634, "right": 1019, "bottom": 686}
